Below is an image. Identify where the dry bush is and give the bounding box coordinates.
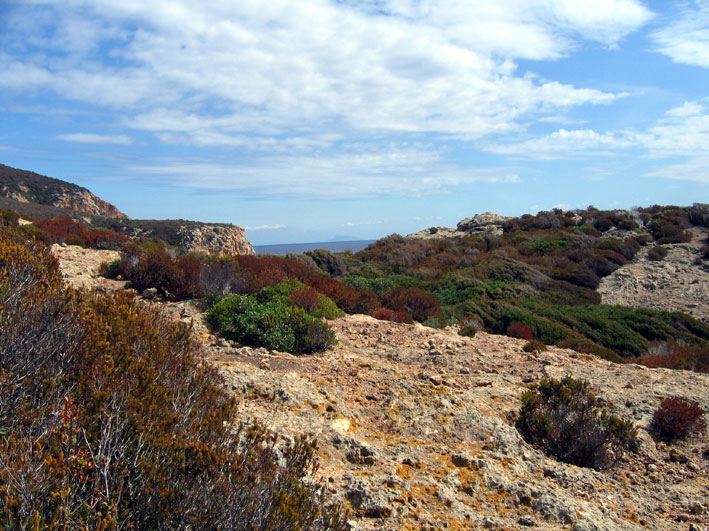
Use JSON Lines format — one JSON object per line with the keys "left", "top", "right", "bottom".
{"left": 516, "top": 377, "right": 637, "bottom": 470}
{"left": 651, "top": 397, "right": 706, "bottom": 441}
{"left": 0, "top": 232, "right": 346, "bottom": 529}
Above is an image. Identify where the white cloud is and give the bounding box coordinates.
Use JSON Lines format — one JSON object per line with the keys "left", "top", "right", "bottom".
{"left": 244, "top": 224, "right": 287, "bottom": 230}
{"left": 652, "top": 1, "right": 709, "bottom": 68}
{"left": 55, "top": 133, "right": 135, "bottom": 145}
{"left": 125, "top": 143, "right": 518, "bottom": 199}
{"left": 485, "top": 128, "right": 633, "bottom": 159}
{"left": 1, "top": 0, "right": 646, "bottom": 144}
{"left": 644, "top": 156, "right": 709, "bottom": 182}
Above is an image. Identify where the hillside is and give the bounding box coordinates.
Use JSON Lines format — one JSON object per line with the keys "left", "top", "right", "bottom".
{"left": 52, "top": 245, "right": 709, "bottom": 530}
{"left": 0, "top": 163, "right": 127, "bottom": 218}
{"left": 0, "top": 163, "right": 255, "bottom": 255}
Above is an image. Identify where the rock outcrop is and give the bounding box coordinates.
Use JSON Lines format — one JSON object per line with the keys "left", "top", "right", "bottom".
{"left": 174, "top": 223, "right": 255, "bottom": 255}
{"left": 0, "top": 163, "right": 127, "bottom": 219}
{"left": 407, "top": 212, "right": 511, "bottom": 240}
{"left": 599, "top": 227, "right": 709, "bottom": 322}
{"left": 456, "top": 212, "right": 511, "bottom": 237}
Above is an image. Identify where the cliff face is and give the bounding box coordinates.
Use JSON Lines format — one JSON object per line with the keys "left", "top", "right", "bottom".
{"left": 106, "top": 219, "right": 255, "bottom": 256}
{"left": 175, "top": 224, "right": 255, "bottom": 255}
{"left": 0, "top": 163, "right": 127, "bottom": 219}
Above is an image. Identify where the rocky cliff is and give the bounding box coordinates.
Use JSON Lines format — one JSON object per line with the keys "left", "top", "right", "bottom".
{"left": 103, "top": 219, "right": 255, "bottom": 255}
{"left": 0, "top": 163, "right": 127, "bottom": 219}
{"left": 175, "top": 223, "right": 254, "bottom": 255}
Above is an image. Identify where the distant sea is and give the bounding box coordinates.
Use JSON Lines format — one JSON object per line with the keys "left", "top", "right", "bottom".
{"left": 254, "top": 240, "right": 375, "bottom": 256}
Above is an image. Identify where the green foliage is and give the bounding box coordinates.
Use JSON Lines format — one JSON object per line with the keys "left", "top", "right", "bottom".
{"left": 516, "top": 377, "right": 637, "bottom": 470}
{"left": 0, "top": 231, "right": 346, "bottom": 529}
{"left": 207, "top": 293, "right": 336, "bottom": 354}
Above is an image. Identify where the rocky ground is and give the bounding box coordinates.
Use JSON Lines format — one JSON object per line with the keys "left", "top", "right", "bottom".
{"left": 599, "top": 228, "right": 709, "bottom": 323}
{"left": 53, "top": 245, "right": 709, "bottom": 531}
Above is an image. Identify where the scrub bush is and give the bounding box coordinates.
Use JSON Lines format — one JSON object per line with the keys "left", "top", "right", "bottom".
{"left": 0, "top": 231, "right": 346, "bottom": 529}
{"left": 506, "top": 322, "right": 533, "bottom": 341}
{"left": 648, "top": 245, "right": 668, "bottom": 261}
{"left": 651, "top": 397, "right": 706, "bottom": 441}
{"left": 523, "top": 339, "right": 547, "bottom": 353}
{"left": 372, "top": 307, "right": 414, "bottom": 324}
{"left": 207, "top": 294, "right": 336, "bottom": 354}
{"left": 516, "top": 377, "right": 637, "bottom": 470}
{"left": 382, "top": 287, "right": 444, "bottom": 325}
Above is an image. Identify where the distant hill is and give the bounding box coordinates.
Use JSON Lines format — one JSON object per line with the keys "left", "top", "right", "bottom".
{"left": 0, "top": 163, "right": 127, "bottom": 219}
{"left": 0, "top": 163, "right": 255, "bottom": 255}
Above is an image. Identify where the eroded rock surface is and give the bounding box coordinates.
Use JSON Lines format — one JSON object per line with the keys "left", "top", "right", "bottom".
{"left": 599, "top": 228, "right": 709, "bottom": 322}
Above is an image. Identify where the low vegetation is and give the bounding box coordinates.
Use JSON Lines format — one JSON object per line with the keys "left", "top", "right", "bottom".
{"left": 651, "top": 397, "right": 707, "bottom": 441}
{"left": 0, "top": 229, "right": 346, "bottom": 529}
{"left": 516, "top": 377, "right": 637, "bottom": 470}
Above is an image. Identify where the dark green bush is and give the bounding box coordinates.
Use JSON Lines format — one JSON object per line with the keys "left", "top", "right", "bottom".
{"left": 516, "top": 377, "right": 637, "bottom": 470}
{"left": 207, "top": 294, "right": 336, "bottom": 354}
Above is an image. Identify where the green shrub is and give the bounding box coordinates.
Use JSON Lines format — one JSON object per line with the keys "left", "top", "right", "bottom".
{"left": 99, "top": 258, "right": 122, "bottom": 278}
{"left": 516, "top": 377, "right": 637, "bottom": 470}
{"left": 206, "top": 294, "right": 336, "bottom": 354}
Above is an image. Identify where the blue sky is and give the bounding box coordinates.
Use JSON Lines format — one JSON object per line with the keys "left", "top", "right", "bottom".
{"left": 1, "top": 0, "right": 708, "bottom": 244}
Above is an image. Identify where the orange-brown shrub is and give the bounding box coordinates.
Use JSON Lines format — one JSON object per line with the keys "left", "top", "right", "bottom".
{"left": 35, "top": 216, "right": 87, "bottom": 245}
{"left": 651, "top": 397, "right": 706, "bottom": 441}
{"left": 628, "top": 342, "right": 709, "bottom": 373}
{"left": 372, "top": 307, "right": 414, "bottom": 324}
{"left": 288, "top": 285, "right": 322, "bottom": 313}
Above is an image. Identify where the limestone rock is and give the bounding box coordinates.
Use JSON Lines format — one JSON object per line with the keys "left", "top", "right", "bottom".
{"left": 174, "top": 223, "right": 254, "bottom": 255}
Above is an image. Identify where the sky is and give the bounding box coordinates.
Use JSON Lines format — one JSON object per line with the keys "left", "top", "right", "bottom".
{"left": 1, "top": 0, "right": 708, "bottom": 245}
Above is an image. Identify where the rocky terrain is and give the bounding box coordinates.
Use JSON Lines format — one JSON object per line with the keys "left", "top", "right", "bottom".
{"left": 0, "top": 163, "right": 127, "bottom": 219}
{"left": 407, "top": 212, "right": 510, "bottom": 240}
{"left": 53, "top": 245, "right": 709, "bottom": 531}
{"left": 599, "top": 228, "right": 709, "bottom": 323}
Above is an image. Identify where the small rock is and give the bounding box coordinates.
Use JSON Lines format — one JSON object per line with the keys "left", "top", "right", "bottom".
{"left": 669, "top": 448, "right": 688, "bottom": 463}
{"left": 687, "top": 462, "right": 700, "bottom": 472}
{"left": 518, "top": 516, "right": 536, "bottom": 527}
{"left": 689, "top": 501, "right": 704, "bottom": 515}
{"left": 142, "top": 287, "right": 158, "bottom": 299}
{"left": 646, "top": 463, "right": 658, "bottom": 473}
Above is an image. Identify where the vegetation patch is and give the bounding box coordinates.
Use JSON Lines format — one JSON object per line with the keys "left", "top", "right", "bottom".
{"left": 516, "top": 377, "right": 637, "bottom": 470}
{"left": 651, "top": 397, "right": 706, "bottom": 441}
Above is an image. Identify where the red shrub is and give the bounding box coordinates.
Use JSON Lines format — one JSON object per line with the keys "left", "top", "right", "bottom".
{"left": 629, "top": 342, "right": 709, "bottom": 373}
{"left": 308, "top": 276, "right": 361, "bottom": 314}
{"left": 35, "top": 217, "right": 88, "bottom": 245}
{"left": 84, "top": 228, "right": 129, "bottom": 248}
{"left": 372, "top": 307, "right": 413, "bottom": 324}
{"left": 288, "top": 286, "right": 321, "bottom": 314}
{"left": 507, "top": 322, "right": 533, "bottom": 341}
{"left": 651, "top": 397, "right": 706, "bottom": 441}
{"left": 382, "top": 287, "right": 443, "bottom": 324}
